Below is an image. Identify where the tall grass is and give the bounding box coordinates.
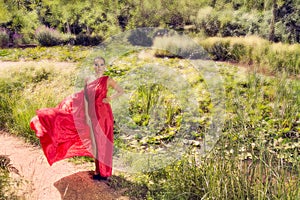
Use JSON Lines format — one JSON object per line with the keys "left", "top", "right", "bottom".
{"left": 8, "top": 89, "right": 58, "bottom": 144}
{"left": 143, "top": 145, "right": 299, "bottom": 199}
{"left": 0, "top": 63, "right": 77, "bottom": 144}
{"left": 152, "top": 34, "right": 208, "bottom": 59}
{"left": 141, "top": 67, "right": 300, "bottom": 199}
{"left": 129, "top": 84, "right": 181, "bottom": 128}
{"left": 199, "top": 36, "right": 300, "bottom": 76}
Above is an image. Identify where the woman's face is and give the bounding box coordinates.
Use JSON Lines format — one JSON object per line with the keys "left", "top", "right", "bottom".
{"left": 94, "top": 59, "right": 106, "bottom": 75}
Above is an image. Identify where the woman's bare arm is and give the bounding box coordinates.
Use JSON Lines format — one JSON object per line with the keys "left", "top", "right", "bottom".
{"left": 103, "top": 77, "right": 124, "bottom": 103}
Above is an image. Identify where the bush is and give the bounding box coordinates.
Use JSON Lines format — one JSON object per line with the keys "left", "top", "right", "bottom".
{"left": 194, "top": 7, "right": 221, "bottom": 37}
{"left": 207, "top": 40, "right": 231, "bottom": 61}
{"left": 12, "top": 33, "right": 23, "bottom": 46}
{"left": 199, "top": 36, "right": 300, "bottom": 75}
{"left": 153, "top": 34, "right": 208, "bottom": 59}
{"left": 221, "top": 22, "right": 246, "bottom": 37}
{"left": 74, "top": 33, "right": 102, "bottom": 46}
{"left": 0, "top": 28, "right": 9, "bottom": 48}
{"left": 35, "top": 26, "right": 63, "bottom": 46}
{"left": 0, "top": 63, "right": 77, "bottom": 144}
{"left": 202, "top": 39, "right": 246, "bottom": 62}
{"left": 267, "top": 43, "right": 300, "bottom": 74}
{"left": 127, "top": 29, "right": 153, "bottom": 47}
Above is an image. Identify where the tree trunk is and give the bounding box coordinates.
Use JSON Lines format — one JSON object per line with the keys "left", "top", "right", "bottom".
{"left": 86, "top": 26, "right": 90, "bottom": 35}
{"left": 66, "top": 22, "right": 71, "bottom": 34}
{"left": 269, "top": 0, "right": 277, "bottom": 42}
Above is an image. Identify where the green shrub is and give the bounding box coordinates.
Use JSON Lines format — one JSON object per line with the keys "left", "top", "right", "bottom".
{"left": 127, "top": 29, "right": 153, "bottom": 47}
{"left": 10, "top": 96, "right": 41, "bottom": 144}
{"left": 0, "top": 29, "right": 9, "bottom": 48}
{"left": 199, "top": 36, "right": 300, "bottom": 75}
{"left": 35, "top": 26, "right": 63, "bottom": 46}
{"left": 193, "top": 6, "right": 221, "bottom": 37}
{"left": 203, "top": 39, "right": 247, "bottom": 62}
{"left": 230, "top": 43, "right": 247, "bottom": 62}
{"left": 207, "top": 40, "right": 231, "bottom": 61}
{"left": 74, "top": 33, "right": 102, "bottom": 46}
{"left": 221, "top": 21, "right": 247, "bottom": 37}
{"left": 0, "top": 72, "right": 46, "bottom": 140}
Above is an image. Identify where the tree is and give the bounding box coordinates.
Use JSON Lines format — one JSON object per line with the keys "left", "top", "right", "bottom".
{"left": 268, "top": 0, "right": 277, "bottom": 42}
{"left": 0, "top": 0, "right": 41, "bottom": 44}
{"left": 0, "top": 0, "right": 12, "bottom": 24}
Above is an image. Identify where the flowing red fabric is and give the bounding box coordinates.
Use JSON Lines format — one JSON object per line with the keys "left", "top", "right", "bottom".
{"left": 30, "top": 76, "right": 114, "bottom": 177}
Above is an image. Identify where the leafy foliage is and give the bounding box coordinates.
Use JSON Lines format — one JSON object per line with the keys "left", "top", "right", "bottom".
{"left": 0, "top": 0, "right": 299, "bottom": 46}
{"left": 74, "top": 33, "right": 102, "bottom": 46}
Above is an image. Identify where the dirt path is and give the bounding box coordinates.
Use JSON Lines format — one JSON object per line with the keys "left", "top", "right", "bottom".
{"left": 0, "top": 132, "right": 128, "bottom": 200}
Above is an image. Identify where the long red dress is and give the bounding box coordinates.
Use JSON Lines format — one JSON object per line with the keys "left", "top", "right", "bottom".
{"left": 30, "top": 76, "right": 114, "bottom": 177}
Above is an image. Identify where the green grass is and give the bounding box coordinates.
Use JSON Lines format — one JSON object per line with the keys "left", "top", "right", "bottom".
{"left": 0, "top": 46, "right": 92, "bottom": 62}
{"left": 0, "top": 45, "right": 299, "bottom": 199}
{"left": 141, "top": 145, "right": 299, "bottom": 199}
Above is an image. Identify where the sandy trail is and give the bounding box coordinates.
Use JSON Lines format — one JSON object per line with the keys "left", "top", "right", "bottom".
{"left": 0, "top": 132, "right": 127, "bottom": 200}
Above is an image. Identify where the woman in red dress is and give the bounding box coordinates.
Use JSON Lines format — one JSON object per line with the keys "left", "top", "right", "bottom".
{"left": 30, "top": 57, "right": 124, "bottom": 181}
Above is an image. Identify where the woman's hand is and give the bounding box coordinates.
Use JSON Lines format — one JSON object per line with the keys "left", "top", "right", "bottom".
{"left": 107, "top": 78, "right": 124, "bottom": 100}
{"left": 102, "top": 97, "right": 111, "bottom": 104}
{"left": 84, "top": 77, "right": 90, "bottom": 85}
{"left": 102, "top": 78, "right": 124, "bottom": 104}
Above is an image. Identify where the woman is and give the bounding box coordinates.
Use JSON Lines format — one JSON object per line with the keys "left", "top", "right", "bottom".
{"left": 30, "top": 57, "right": 124, "bottom": 181}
